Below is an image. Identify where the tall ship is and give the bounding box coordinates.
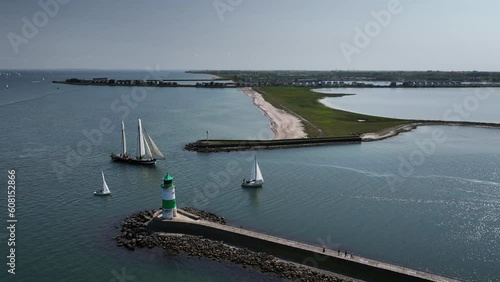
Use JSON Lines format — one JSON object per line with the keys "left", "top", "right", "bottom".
{"left": 110, "top": 119, "right": 165, "bottom": 165}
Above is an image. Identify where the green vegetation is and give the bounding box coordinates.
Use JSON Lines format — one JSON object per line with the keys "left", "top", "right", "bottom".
{"left": 189, "top": 70, "right": 500, "bottom": 82}
{"left": 254, "top": 86, "right": 413, "bottom": 137}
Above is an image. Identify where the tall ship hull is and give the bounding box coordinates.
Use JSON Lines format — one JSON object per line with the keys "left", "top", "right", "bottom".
{"left": 110, "top": 153, "right": 156, "bottom": 165}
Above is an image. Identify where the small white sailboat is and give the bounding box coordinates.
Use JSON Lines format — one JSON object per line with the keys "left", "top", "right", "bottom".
{"left": 6, "top": 84, "right": 8, "bottom": 89}
{"left": 94, "top": 171, "right": 111, "bottom": 196}
{"left": 242, "top": 155, "right": 264, "bottom": 187}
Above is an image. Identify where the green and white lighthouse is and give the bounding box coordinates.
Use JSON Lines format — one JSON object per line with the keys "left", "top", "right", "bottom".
{"left": 161, "top": 173, "right": 177, "bottom": 219}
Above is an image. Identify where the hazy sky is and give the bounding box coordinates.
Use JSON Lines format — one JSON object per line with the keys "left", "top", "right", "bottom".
{"left": 0, "top": 0, "right": 499, "bottom": 71}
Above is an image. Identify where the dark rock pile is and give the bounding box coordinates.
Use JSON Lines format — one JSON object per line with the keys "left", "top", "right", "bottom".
{"left": 182, "top": 207, "right": 227, "bottom": 225}
{"left": 114, "top": 209, "right": 156, "bottom": 250}
{"left": 115, "top": 210, "right": 350, "bottom": 282}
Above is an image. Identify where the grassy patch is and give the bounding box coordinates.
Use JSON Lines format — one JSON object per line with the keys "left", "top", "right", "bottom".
{"left": 254, "top": 86, "right": 413, "bottom": 137}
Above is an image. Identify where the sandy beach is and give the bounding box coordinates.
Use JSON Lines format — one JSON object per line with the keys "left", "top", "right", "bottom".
{"left": 241, "top": 87, "right": 307, "bottom": 140}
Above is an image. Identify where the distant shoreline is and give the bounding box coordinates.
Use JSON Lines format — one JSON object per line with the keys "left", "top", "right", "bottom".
{"left": 184, "top": 87, "right": 500, "bottom": 152}
{"left": 360, "top": 121, "right": 500, "bottom": 141}
{"left": 52, "top": 78, "right": 234, "bottom": 88}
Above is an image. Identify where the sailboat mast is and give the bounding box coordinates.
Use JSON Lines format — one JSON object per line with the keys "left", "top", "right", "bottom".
{"left": 137, "top": 119, "right": 146, "bottom": 159}
{"left": 137, "top": 120, "right": 140, "bottom": 158}
{"left": 121, "top": 121, "right": 127, "bottom": 156}
{"left": 254, "top": 155, "right": 257, "bottom": 180}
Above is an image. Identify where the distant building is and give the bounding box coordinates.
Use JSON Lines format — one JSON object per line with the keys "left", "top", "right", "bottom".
{"left": 92, "top": 77, "right": 109, "bottom": 83}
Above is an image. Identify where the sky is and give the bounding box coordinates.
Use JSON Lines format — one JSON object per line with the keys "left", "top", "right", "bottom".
{"left": 0, "top": 0, "right": 499, "bottom": 71}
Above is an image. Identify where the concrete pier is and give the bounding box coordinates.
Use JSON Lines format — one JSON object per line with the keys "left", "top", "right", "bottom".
{"left": 147, "top": 209, "right": 459, "bottom": 282}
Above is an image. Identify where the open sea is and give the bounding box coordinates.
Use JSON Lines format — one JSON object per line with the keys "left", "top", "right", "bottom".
{"left": 0, "top": 70, "right": 499, "bottom": 282}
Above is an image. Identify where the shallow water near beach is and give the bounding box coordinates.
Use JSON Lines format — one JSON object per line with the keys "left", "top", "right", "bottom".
{"left": 0, "top": 71, "right": 499, "bottom": 281}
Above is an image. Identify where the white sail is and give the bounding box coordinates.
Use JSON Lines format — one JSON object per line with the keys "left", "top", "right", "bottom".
{"left": 146, "top": 132, "right": 165, "bottom": 159}
{"left": 249, "top": 156, "right": 264, "bottom": 181}
{"left": 143, "top": 135, "right": 153, "bottom": 158}
{"left": 101, "top": 171, "right": 110, "bottom": 194}
{"left": 249, "top": 162, "right": 256, "bottom": 180}
{"left": 137, "top": 119, "right": 146, "bottom": 157}
{"left": 255, "top": 161, "right": 263, "bottom": 181}
{"left": 121, "top": 120, "right": 127, "bottom": 155}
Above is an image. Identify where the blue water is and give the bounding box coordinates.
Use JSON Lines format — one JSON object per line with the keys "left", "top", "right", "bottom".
{"left": 317, "top": 87, "right": 500, "bottom": 122}
{"left": 0, "top": 71, "right": 499, "bottom": 281}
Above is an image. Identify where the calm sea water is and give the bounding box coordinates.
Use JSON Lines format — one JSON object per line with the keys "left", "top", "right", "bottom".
{"left": 0, "top": 71, "right": 499, "bottom": 282}
{"left": 317, "top": 87, "right": 500, "bottom": 122}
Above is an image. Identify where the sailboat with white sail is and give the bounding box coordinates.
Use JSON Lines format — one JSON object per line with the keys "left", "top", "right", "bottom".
{"left": 242, "top": 155, "right": 264, "bottom": 187}
{"left": 94, "top": 171, "right": 111, "bottom": 196}
{"left": 110, "top": 119, "right": 165, "bottom": 165}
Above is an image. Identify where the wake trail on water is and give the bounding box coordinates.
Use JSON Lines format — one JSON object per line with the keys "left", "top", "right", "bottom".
{"left": 0, "top": 89, "right": 73, "bottom": 108}
{"left": 283, "top": 161, "right": 395, "bottom": 179}
{"left": 347, "top": 195, "right": 500, "bottom": 206}
{"left": 413, "top": 174, "right": 500, "bottom": 187}
{"left": 282, "top": 160, "right": 500, "bottom": 188}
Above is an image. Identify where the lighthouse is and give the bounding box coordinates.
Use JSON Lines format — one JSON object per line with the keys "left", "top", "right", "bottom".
{"left": 161, "top": 172, "right": 177, "bottom": 219}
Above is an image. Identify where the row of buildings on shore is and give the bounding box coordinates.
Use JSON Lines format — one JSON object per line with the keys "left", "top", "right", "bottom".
{"left": 61, "top": 77, "right": 499, "bottom": 88}
{"left": 64, "top": 78, "right": 237, "bottom": 88}
{"left": 233, "top": 78, "right": 500, "bottom": 88}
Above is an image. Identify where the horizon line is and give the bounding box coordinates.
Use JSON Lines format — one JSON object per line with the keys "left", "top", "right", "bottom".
{"left": 1, "top": 68, "right": 500, "bottom": 73}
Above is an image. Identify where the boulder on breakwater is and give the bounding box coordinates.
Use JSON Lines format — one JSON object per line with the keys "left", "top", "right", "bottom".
{"left": 181, "top": 207, "right": 226, "bottom": 224}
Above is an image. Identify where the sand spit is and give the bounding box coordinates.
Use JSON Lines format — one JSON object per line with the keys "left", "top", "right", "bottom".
{"left": 241, "top": 87, "right": 307, "bottom": 140}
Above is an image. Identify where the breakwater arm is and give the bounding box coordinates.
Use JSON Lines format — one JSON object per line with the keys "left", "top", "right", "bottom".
{"left": 184, "top": 120, "right": 500, "bottom": 153}
{"left": 184, "top": 136, "right": 362, "bottom": 152}
{"left": 145, "top": 209, "right": 459, "bottom": 282}
{"left": 116, "top": 209, "right": 352, "bottom": 281}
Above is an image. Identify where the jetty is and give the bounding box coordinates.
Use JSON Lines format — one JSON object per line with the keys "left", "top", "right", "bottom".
{"left": 146, "top": 208, "right": 458, "bottom": 282}
{"left": 115, "top": 173, "right": 461, "bottom": 281}
{"left": 184, "top": 136, "right": 362, "bottom": 152}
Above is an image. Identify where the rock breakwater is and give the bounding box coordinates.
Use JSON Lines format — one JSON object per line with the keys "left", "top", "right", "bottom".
{"left": 114, "top": 209, "right": 350, "bottom": 282}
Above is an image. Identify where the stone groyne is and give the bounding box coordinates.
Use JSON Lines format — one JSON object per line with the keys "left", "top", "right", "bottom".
{"left": 114, "top": 209, "right": 350, "bottom": 281}
{"left": 185, "top": 120, "right": 500, "bottom": 152}
{"left": 115, "top": 209, "right": 459, "bottom": 282}
{"left": 184, "top": 136, "right": 362, "bottom": 152}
